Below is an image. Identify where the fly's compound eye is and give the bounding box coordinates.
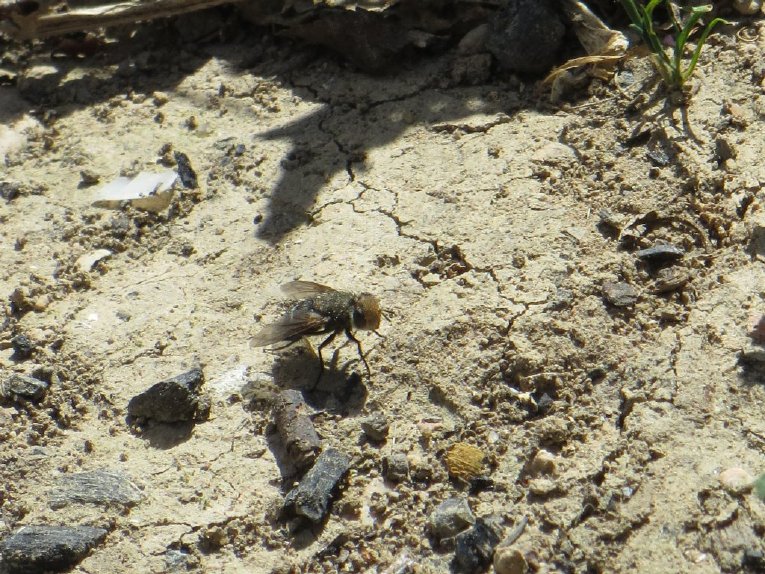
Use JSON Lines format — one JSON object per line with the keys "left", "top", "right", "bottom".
{"left": 353, "top": 308, "right": 366, "bottom": 328}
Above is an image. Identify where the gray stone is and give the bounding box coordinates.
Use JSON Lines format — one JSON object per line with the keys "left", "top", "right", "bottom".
{"left": 360, "top": 412, "right": 389, "bottom": 442}
{"left": 428, "top": 497, "right": 476, "bottom": 540}
{"left": 602, "top": 281, "right": 638, "bottom": 307}
{"left": 382, "top": 452, "right": 409, "bottom": 482}
{"left": 453, "top": 517, "right": 503, "bottom": 574}
{"left": 127, "top": 368, "right": 208, "bottom": 423}
{"left": 49, "top": 470, "right": 142, "bottom": 509}
{"left": 0, "top": 372, "right": 49, "bottom": 402}
{"left": 635, "top": 244, "right": 684, "bottom": 264}
{"left": 485, "top": 0, "right": 565, "bottom": 74}
{"left": 0, "top": 525, "right": 107, "bottom": 573}
{"left": 282, "top": 448, "right": 350, "bottom": 524}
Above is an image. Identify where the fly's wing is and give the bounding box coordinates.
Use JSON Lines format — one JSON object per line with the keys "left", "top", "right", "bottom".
{"left": 280, "top": 281, "right": 336, "bottom": 299}
{"left": 250, "top": 309, "right": 329, "bottom": 347}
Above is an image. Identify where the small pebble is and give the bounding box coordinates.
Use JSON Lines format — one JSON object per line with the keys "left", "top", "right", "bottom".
{"left": 494, "top": 547, "right": 527, "bottom": 574}
{"left": 602, "top": 281, "right": 638, "bottom": 307}
{"left": 0, "top": 371, "right": 49, "bottom": 402}
{"left": 79, "top": 170, "right": 100, "bottom": 186}
{"left": 32, "top": 294, "right": 51, "bottom": 312}
{"left": 428, "top": 497, "right": 476, "bottom": 540}
{"left": 528, "top": 477, "right": 559, "bottom": 497}
{"left": 453, "top": 516, "right": 503, "bottom": 574}
{"left": 11, "top": 335, "right": 35, "bottom": 360}
{"left": 528, "top": 450, "right": 556, "bottom": 476}
{"left": 361, "top": 412, "right": 389, "bottom": 442}
{"left": 733, "top": 0, "right": 762, "bottom": 15}
{"left": 173, "top": 151, "right": 198, "bottom": 189}
{"left": 635, "top": 244, "right": 684, "bottom": 264}
{"left": 718, "top": 467, "right": 754, "bottom": 495}
{"left": 382, "top": 453, "right": 410, "bottom": 483}
{"left": 127, "top": 367, "right": 209, "bottom": 423}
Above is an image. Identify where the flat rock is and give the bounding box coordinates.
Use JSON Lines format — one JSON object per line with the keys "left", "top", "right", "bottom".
{"left": 49, "top": 470, "right": 142, "bottom": 509}
{"left": 0, "top": 371, "right": 49, "bottom": 402}
{"left": 602, "top": 281, "right": 638, "bottom": 307}
{"left": 635, "top": 244, "right": 684, "bottom": 264}
{"left": 127, "top": 368, "right": 208, "bottom": 423}
{"left": 0, "top": 525, "right": 107, "bottom": 573}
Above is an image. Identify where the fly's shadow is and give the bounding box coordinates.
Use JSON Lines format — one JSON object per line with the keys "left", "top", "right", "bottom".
{"left": 270, "top": 338, "right": 367, "bottom": 413}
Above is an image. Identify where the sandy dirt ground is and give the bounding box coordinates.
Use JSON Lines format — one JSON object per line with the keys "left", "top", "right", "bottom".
{"left": 2, "top": 9, "right": 765, "bottom": 574}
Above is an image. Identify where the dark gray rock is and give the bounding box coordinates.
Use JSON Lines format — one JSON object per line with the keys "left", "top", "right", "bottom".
{"left": 10, "top": 335, "right": 34, "bottom": 360}
{"left": 0, "top": 372, "right": 49, "bottom": 402}
{"left": 49, "top": 470, "right": 142, "bottom": 510}
{"left": 127, "top": 368, "right": 209, "bottom": 423}
{"left": 360, "top": 412, "right": 389, "bottom": 442}
{"left": 453, "top": 517, "right": 503, "bottom": 573}
{"left": 635, "top": 244, "right": 684, "bottom": 264}
{"left": 273, "top": 390, "right": 321, "bottom": 472}
{"left": 602, "top": 281, "right": 638, "bottom": 307}
{"left": 382, "top": 452, "right": 409, "bottom": 483}
{"left": 485, "top": 0, "right": 565, "bottom": 74}
{"left": 0, "top": 525, "right": 107, "bottom": 573}
{"left": 282, "top": 448, "right": 350, "bottom": 524}
{"left": 428, "top": 497, "right": 476, "bottom": 540}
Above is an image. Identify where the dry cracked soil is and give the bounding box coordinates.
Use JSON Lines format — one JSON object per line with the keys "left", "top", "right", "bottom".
{"left": 2, "top": 10, "right": 765, "bottom": 574}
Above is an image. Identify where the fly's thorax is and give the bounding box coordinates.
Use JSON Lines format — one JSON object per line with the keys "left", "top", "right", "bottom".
{"left": 352, "top": 293, "right": 381, "bottom": 331}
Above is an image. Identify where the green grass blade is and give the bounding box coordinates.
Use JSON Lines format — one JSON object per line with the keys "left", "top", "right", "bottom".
{"left": 682, "top": 17, "right": 730, "bottom": 81}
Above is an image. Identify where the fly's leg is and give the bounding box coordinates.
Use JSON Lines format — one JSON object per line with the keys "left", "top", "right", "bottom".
{"left": 312, "top": 331, "right": 337, "bottom": 389}
{"left": 345, "top": 329, "right": 371, "bottom": 379}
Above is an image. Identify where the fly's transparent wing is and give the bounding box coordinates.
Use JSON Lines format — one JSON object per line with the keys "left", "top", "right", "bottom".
{"left": 280, "top": 281, "right": 336, "bottom": 298}
{"left": 250, "top": 309, "right": 329, "bottom": 347}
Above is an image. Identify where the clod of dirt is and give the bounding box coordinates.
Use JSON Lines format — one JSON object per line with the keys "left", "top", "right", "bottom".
{"left": 0, "top": 371, "right": 49, "bottom": 402}
{"left": 453, "top": 516, "right": 503, "bottom": 574}
{"left": 718, "top": 468, "right": 754, "bottom": 496}
{"left": 485, "top": 0, "right": 565, "bottom": 74}
{"left": 10, "top": 335, "right": 35, "bottom": 361}
{"left": 281, "top": 448, "right": 350, "bottom": 524}
{"left": 428, "top": 497, "right": 476, "bottom": 540}
{"left": 528, "top": 477, "right": 560, "bottom": 497}
{"left": 527, "top": 449, "right": 557, "bottom": 476}
{"left": 127, "top": 368, "right": 210, "bottom": 424}
{"left": 272, "top": 389, "right": 321, "bottom": 473}
{"left": 48, "top": 470, "right": 143, "bottom": 510}
{"left": 382, "top": 452, "right": 410, "bottom": 483}
{"left": 602, "top": 281, "right": 638, "bottom": 307}
{"left": 0, "top": 525, "right": 107, "bottom": 574}
{"left": 360, "top": 411, "right": 389, "bottom": 442}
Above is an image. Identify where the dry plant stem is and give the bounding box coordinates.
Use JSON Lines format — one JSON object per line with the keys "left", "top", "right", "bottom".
{"left": 1, "top": 0, "right": 237, "bottom": 39}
